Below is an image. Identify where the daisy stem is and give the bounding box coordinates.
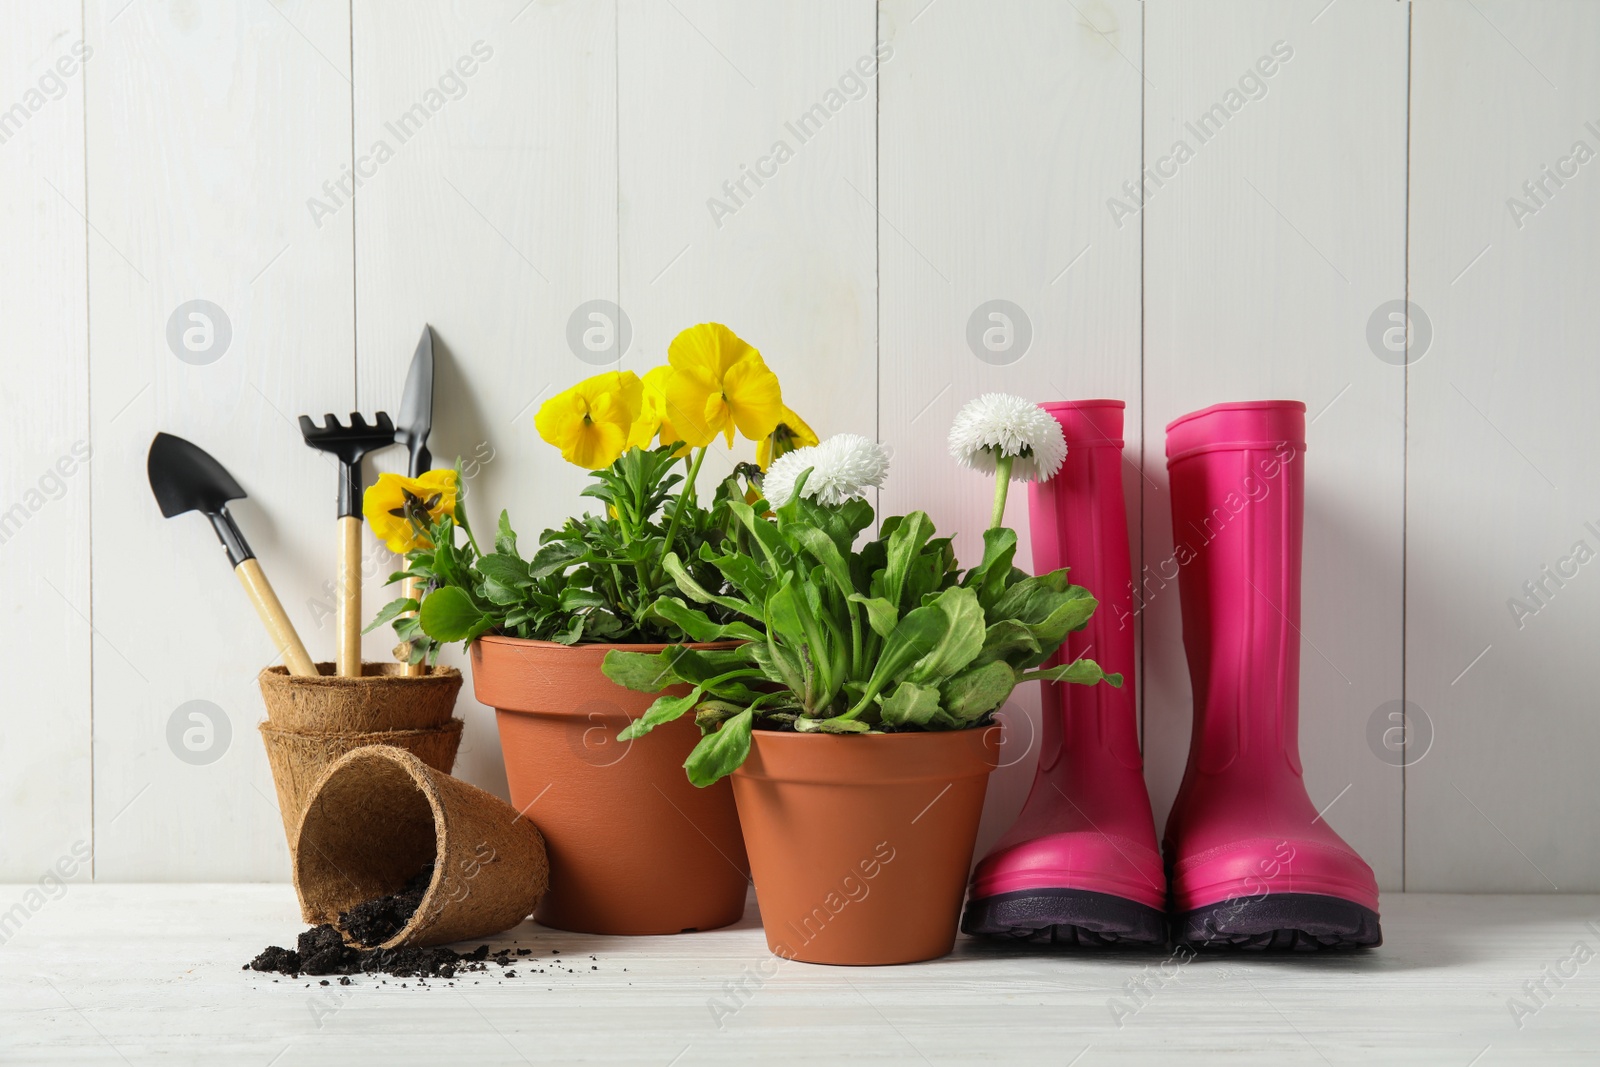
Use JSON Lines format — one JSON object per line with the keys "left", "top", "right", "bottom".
{"left": 989, "top": 454, "right": 1014, "bottom": 529}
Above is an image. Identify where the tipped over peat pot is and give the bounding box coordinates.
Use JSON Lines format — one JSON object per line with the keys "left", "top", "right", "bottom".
{"left": 470, "top": 636, "right": 750, "bottom": 935}
{"left": 294, "top": 746, "right": 548, "bottom": 948}
{"left": 731, "top": 726, "right": 1001, "bottom": 966}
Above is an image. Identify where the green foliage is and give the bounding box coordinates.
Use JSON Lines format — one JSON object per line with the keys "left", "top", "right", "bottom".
{"left": 366, "top": 447, "right": 760, "bottom": 658}
{"left": 601, "top": 476, "right": 1120, "bottom": 786}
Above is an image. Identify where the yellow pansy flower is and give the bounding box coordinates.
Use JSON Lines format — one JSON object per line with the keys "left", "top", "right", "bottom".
{"left": 757, "top": 405, "right": 818, "bottom": 469}
{"left": 664, "top": 323, "right": 783, "bottom": 447}
{"left": 628, "top": 365, "right": 690, "bottom": 456}
{"left": 363, "top": 469, "right": 459, "bottom": 554}
{"left": 535, "top": 370, "right": 644, "bottom": 469}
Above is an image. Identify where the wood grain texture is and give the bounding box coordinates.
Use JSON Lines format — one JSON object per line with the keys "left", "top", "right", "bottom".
{"left": 0, "top": 1, "right": 92, "bottom": 881}
{"left": 876, "top": 0, "right": 1144, "bottom": 860}
{"left": 4, "top": 885, "right": 1599, "bottom": 1062}
{"left": 86, "top": 0, "right": 355, "bottom": 880}
{"left": 1406, "top": 0, "right": 1600, "bottom": 891}
{"left": 1140, "top": 0, "right": 1407, "bottom": 890}
{"left": 335, "top": 515, "right": 363, "bottom": 676}
{"left": 351, "top": 0, "right": 617, "bottom": 799}
{"left": 233, "top": 559, "right": 316, "bottom": 678}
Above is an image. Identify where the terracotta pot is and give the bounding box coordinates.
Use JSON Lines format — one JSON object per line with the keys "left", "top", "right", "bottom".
{"left": 732, "top": 726, "right": 1001, "bottom": 965}
{"left": 470, "top": 635, "right": 749, "bottom": 935}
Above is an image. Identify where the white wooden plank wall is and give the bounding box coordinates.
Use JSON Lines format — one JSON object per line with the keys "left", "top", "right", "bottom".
{"left": 1407, "top": 0, "right": 1600, "bottom": 892}
{"left": 0, "top": 1, "right": 93, "bottom": 883}
{"left": 0, "top": 0, "right": 1593, "bottom": 892}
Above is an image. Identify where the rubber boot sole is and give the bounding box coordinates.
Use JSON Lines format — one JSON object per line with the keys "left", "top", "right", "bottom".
{"left": 1173, "top": 892, "right": 1382, "bottom": 951}
{"left": 962, "top": 888, "right": 1168, "bottom": 947}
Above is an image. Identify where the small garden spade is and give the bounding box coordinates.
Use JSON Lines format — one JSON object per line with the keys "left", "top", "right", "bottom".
{"left": 146, "top": 432, "right": 317, "bottom": 677}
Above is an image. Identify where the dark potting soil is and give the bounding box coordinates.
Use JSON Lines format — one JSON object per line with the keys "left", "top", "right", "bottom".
{"left": 247, "top": 924, "right": 501, "bottom": 979}
{"left": 337, "top": 866, "right": 434, "bottom": 946}
{"left": 249, "top": 866, "right": 508, "bottom": 981}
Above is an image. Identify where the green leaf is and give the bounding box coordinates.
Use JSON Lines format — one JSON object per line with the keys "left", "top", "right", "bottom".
{"left": 878, "top": 680, "right": 942, "bottom": 728}
{"left": 649, "top": 597, "right": 764, "bottom": 643}
{"left": 364, "top": 597, "right": 419, "bottom": 634}
{"left": 795, "top": 495, "right": 876, "bottom": 554}
{"left": 481, "top": 575, "right": 525, "bottom": 606}
{"left": 559, "top": 586, "right": 609, "bottom": 613}
{"left": 941, "top": 660, "right": 1017, "bottom": 722}
{"left": 476, "top": 553, "right": 531, "bottom": 588}
{"left": 1021, "top": 657, "right": 1123, "bottom": 687}
{"left": 662, "top": 553, "right": 761, "bottom": 619}
{"left": 494, "top": 510, "right": 520, "bottom": 558}
{"left": 1010, "top": 593, "right": 1100, "bottom": 669}
{"left": 750, "top": 638, "right": 806, "bottom": 695}
{"left": 464, "top": 614, "right": 499, "bottom": 643}
{"left": 618, "top": 686, "right": 704, "bottom": 740}
{"left": 883, "top": 510, "right": 935, "bottom": 610}
{"left": 602, "top": 648, "right": 686, "bottom": 692}
{"left": 992, "top": 572, "right": 1080, "bottom": 625}
{"left": 799, "top": 715, "right": 872, "bottom": 734}
{"left": 529, "top": 540, "right": 583, "bottom": 579}
{"left": 853, "top": 600, "right": 948, "bottom": 712}
{"left": 706, "top": 548, "right": 771, "bottom": 603}
{"left": 975, "top": 620, "right": 1041, "bottom": 666}
{"left": 790, "top": 524, "right": 855, "bottom": 601}
{"left": 906, "top": 585, "right": 986, "bottom": 684}
{"left": 693, "top": 700, "right": 747, "bottom": 730}
{"left": 551, "top": 614, "right": 587, "bottom": 645}
{"left": 848, "top": 594, "right": 899, "bottom": 639}
{"left": 685, "top": 708, "right": 755, "bottom": 787}
{"left": 419, "top": 585, "right": 490, "bottom": 643}
{"left": 964, "top": 526, "right": 1019, "bottom": 607}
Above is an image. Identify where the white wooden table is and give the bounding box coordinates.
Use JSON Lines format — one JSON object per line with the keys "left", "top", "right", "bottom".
{"left": 2, "top": 886, "right": 1597, "bottom": 1065}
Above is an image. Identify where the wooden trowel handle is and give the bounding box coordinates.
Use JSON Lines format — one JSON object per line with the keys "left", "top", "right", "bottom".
{"left": 337, "top": 515, "right": 362, "bottom": 677}
{"left": 235, "top": 559, "right": 317, "bottom": 677}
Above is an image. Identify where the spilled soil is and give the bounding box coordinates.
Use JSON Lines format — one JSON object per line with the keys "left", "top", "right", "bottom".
{"left": 247, "top": 865, "right": 522, "bottom": 981}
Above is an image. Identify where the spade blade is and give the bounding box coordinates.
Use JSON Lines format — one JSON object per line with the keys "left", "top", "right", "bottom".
{"left": 396, "top": 324, "right": 435, "bottom": 476}
{"left": 147, "top": 432, "right": 247, "bottom": 519}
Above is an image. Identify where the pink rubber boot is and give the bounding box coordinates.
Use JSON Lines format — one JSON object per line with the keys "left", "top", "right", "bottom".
{"left": 1163, "top": 401, "right": 1381, "bottom": 949}
{"left": 962, "top": 400, "right": 1168, "bottom": 946}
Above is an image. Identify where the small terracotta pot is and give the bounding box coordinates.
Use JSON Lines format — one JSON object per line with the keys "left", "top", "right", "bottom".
{"left": 731, "top": 726, "right": 1001, "bottom": 965}
{"left": 295, "top": 746, "right": 549, "bottom": 948}
{"left": 471, "top": 635, "right": 749, "bottom": 935}
{"left": 258, "top": 662, "right": 462, "bottom": 733}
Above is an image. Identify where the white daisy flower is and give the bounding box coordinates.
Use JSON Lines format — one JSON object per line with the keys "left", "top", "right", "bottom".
{"left": 948, "top": 393, "right": 1067, "bottom": 482}
{"left": 763, "top": 433, "right": 890, "bottom": 508}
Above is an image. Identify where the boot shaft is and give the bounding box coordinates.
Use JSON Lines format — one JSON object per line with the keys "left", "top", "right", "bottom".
{"left": 1165, "top": 401, "right": 1307, "bottom": 778}
{"left": 1030, "top": 401, "right": 1141, "bottom": 773}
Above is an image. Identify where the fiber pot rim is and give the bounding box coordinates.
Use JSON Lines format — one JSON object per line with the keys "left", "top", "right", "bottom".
{"left": 733, "top": 724, "right": 1003, "bottom": 785}
{"left": 259, "top": 661, "right": 463, "bottom": 688}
